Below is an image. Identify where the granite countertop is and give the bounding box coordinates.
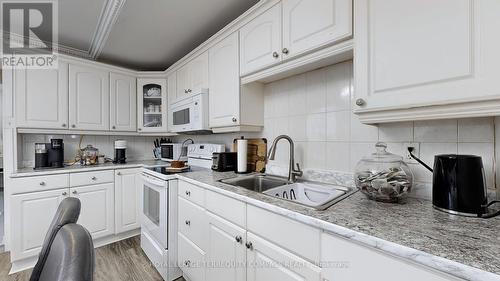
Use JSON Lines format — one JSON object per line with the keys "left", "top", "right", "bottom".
{"left": 10, "top": 159, "right": 167, "bottom": 178}
{"left": 176, "top": 169, "right": 500, "bottom": 281}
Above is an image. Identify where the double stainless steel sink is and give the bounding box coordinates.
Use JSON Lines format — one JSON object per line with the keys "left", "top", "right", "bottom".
{"left": 219, "top": 174, "right": 356, "bottom": 210}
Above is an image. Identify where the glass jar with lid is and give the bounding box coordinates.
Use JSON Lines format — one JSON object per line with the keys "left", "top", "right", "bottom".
{"left": 354, "top": 142, "right": 413, "bottom": 203}
{"left": 82, "top": 145, "right": 99, "bottom": 165}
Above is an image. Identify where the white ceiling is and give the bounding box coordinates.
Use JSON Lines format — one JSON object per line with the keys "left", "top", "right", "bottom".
{"left": 54, "top": 0, "right": 259, "bottom": 70}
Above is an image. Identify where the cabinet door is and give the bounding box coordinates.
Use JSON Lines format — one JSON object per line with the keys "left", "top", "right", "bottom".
{"left": 354, "top": 0, "right": 500, "bottom": 114}
{"left": 189, "top": 51, "right": 209, "bottom": 94}
{"left": 206, "top": 212, "right": 246, "bottom": 281}
{"left": 179, "top": 232, "right": 206, "bottom": 281}
{"left": 115, "top": 169, "right": 141, "bottom": 234}
{"left": 10, "top": 188, "right": 68, "bottom": 261}
{"left": 209, "top": 32, "right": 240, "bottom": 128}
{"left": 110, "top": 73, "right": 137, "bottom": 132}
{"left": 246, "top": 232, "right": 321, "bottom": 281}
{"left": 240, "top": 3, "right": 282, "bottom": 75}
{"left": 321, "top": 233, "right": 458, "bottom": 281}
{"left": 167, "top": 72, "right": 177, "bottom": 131}
{"left": 137, "top": 78, "right": 167, "bottom": 132}
{"left": 71, "top": 183, "right": 114, "bottom": 239}
{"left": 176, "top": 64, "right": 190, "bottom": 100}
{"left": 69, "top": 64, "right": 110, "bottom": 130}
{"left": 282, "top": 0, "right": 352, "bottom": 59}
{"left": 15, "top": 62, "right": 68, "bottom": 129}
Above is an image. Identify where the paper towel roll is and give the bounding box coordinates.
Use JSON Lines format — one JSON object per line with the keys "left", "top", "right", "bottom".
{"left": 237, "top": 138, "right": 248, "bottom": 173}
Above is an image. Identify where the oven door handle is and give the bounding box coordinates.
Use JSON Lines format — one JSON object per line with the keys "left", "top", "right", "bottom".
{"left": 141, "top": 173, "right": 166, "bottom": 187}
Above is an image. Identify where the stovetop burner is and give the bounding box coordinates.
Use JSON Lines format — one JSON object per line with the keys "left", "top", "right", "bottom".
{"left": 146, "top": 166, "right": 197, "bottom": 175}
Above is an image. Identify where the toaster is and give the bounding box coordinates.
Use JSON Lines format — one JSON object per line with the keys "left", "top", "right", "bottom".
{"left": 212, "top": 152, "right": 237, "bottom": 172}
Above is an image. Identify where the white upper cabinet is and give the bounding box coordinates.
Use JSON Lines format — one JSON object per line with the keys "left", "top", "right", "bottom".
{"left": 176, "top": 52, "right": 209, "bottom": 99}
{"left": 69, "top": 64, "right": 110, "bottom": 131}
{"left": 240, "top": 3, "right": 282, "bottom": 76}
{"left": 137, "top": 78, "right": 168, "bottom": 132}
{"left": 354, "top": 0, "right": 500, "bottom": 123}
{"left": 282, "top": 0, "right": 352, "bottom": 59}
{"left": 15, "top": 62, "right": 69, "bottom": 129}
{"left": 110, "top": 72, "right": 137, "bottom": 132}
{"left": 209, "top": 32, "right": 241, "bottom": 128}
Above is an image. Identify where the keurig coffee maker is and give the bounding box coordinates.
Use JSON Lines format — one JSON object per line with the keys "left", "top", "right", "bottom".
{"left": 34, "top": 143, "right": 49, "bottom": 169}
{"left": 47, "top": 139, "right": 64, "bottom": 168}
{"left": 114, "top": 140, "right": 127, "bottom": 164}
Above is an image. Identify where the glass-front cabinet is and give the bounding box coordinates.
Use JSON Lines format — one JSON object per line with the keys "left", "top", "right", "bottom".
{"left": 137, "top": 78, "right": 167, "bottom": 132}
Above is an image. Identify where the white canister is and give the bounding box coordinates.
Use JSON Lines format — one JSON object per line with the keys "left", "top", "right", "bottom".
{"left": 237, "top": 137, "right": 248, "bottom": 173}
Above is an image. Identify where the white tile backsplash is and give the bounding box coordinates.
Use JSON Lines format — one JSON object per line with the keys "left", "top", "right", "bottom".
{"left": 414, "top": 119, "right": 458, "bottom": 142}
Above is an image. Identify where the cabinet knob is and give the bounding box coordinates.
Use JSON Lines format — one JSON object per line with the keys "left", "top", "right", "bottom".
{"left": 184, "top": 260, "right": 191, "bottom": 267}
{"left": 272, "top": 51, "right": 279, "bottom": 58}
{"left": 185, "top": 220, "right": 191, "bottom": 226}
{"left": 39, "top": 182, "right": 46, "bottom": 186}
{"left": 235, "top": 236, "right": 242, "bottom": 244}
{"left": 71, "top": 124, "right": 76, "bottom": 128}
{"left": 112, "top": 126, "right": 116, "bottom": 129}
{"left": 62, "top": 123, "right": 66, "bottom": 127}
{"left": 62, "top": 192, "right": 67, "bottom": 196}
{"left": 117, "top": 172, "right": 121, "bottom": 176}
{"left": 232, "top": 117, "right": 237, "bottom": 123}
{"left": 355, "top": 98, "right": 366, "bottom": 107}
{"left": 184, "top": 89, "right": 188, "bottom": 94}
{"left": 188, "top": 89, "right": 192, "bottom": 93}
{"left": 282, "top": 48, "right": 289, "bottom": 55}
{"left": 91, "top": 176, "right": 97, "bottom": 180}
{"left": 185, "top": 190, "right": 191, "bottom": 196}
{"left": 72, "top": 190, "right": 77, "bottom": 194}
{"left": 138, "top": 128, "right": 142, "bottom": 131}
{"left": 245, "top": 242, "right": 253, "bottom": 250}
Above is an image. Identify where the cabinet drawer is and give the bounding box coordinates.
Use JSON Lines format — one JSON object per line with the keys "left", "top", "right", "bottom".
{"left": 178, "top": 180, "right": 205, "bottom": 207}
{"left": 70, "top": 170, "right": 114, "bottom": 187}
{"left": 179, "top": 197, "right": 207, "bottom": 251}
{"left": 247, "top": 205, "right": 320, "bottom": 262}
{"left": 178, "top": 233, "right": 205, "bottom": 281}
{"left": 206, "top": 190, "right": 245, "bottom": 227}
{"left": 11, "top": 174, "right": 69, "bottom": 194}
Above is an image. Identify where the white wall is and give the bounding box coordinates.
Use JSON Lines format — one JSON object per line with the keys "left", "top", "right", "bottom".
{"left": 20, "top": 134, "right": 160, "bottom": 167}
{"left": 261, "top": 61, "right": 495, "bottom": 189}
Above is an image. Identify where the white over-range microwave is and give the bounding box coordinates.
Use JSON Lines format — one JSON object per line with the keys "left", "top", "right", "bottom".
{"left": 170, "top": 90, "right": 211, "bottom": 133}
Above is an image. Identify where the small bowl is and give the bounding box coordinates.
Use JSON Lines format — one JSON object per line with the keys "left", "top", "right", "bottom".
{"left": 171, "top": 161, "right": 185, "bottom": 168}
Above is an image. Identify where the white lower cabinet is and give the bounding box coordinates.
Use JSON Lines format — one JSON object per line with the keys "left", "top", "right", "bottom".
{"left": 206, "top": 212, "right": 246, "bottom": 281}
{"left": 114, "top": 169, "right": 141, "bottom": 233}
{"left": 178, "top": 232, "right": 206, "bottom": 281}
{"left": 70, "top": 183, "right": 115, "bottom": 239}
{"left": 246, "top": 232, "right": 321, "bottom": 281}
{"left": 320, "top": 233, "right": 460, "bottom": 281}
{"left": 10, "top": 188, "right": 68, "bottom": 261}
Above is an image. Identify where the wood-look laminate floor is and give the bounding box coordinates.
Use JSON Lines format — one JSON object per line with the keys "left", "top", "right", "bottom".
{"left": 0, "top": 236, "right": 185, "bottom": 281}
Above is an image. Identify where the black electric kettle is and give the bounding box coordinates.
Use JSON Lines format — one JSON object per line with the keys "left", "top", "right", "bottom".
{"left": 409, "top": 149, "right": 500, "bottom": 218}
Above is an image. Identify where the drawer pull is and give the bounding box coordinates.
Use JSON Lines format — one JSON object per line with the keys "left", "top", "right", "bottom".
{"left": 185, "top": 190, "right": 191, "bottom": 196}
{"left": 62, "top": 192, "right": 68, "bottom": 196}
{"left": 39, "top": 182, "right": 46, "bottom": 186}
{"left": 235, "top": 236, "right": 242, "bottom": 244}
{"left": 72, "top": 191, "right": 77, "bottom": 195}
{"left": 184, "top": 260, "right": 191, "bottom": 267}
{"left": 91, "top": 176, "right": 97, "bottom": 181}
{"left": 185, "top": 220, "right": 191, "bottom": 226}
{"left": 117, "top": 172, "right": 122, "bottom": 176}
{"left": 245, "top": 242, "right": 253, "bottom": 250}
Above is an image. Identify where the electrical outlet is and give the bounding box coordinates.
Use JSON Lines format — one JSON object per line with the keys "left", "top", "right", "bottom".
{"left": 403, "top": 142, "right": 420, "bottom": 163}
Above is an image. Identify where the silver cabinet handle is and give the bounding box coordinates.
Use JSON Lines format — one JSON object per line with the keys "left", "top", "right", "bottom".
{"left": 355, "top": 98, "right": 366, "bottom": 106}
{"left": 184, "top": 89, "right": 188, "bottom": 94}
{"left": 185, "top": 220, "right": 191, "bottom": 226}
{"left": 62, "top": 192, "right": 68, "bottom": 196}
{"left": 185, "top": 190, "right": 191, "bottom": 196}
{"left": 62, "top": 123, "right": 66, "bottom": 127}
{"left": 184, "top": 260, "right": 191, "bottom": 267}
{"left": 272, "top": 51, "right": 279, "bottom": 58}
{"left": 232, "top": 117, "right": 237, "bottom": 123}
{"left": 39, "top": 182, "right": 46, "bottom": 186}
{"left": 71, "top": 124, "right": 76, "bottom": 128}
{"left": 72, "top": 190, "right": 77, "bottom": 194}
{"left": 117, "top": 172, "right": 122, "bottom": 176}
{"left": 282, "top": 48, "right": 289, "bottom": 54}
{"left": 245, "top": 242, "right": 253, "bottom": 250}
{"left": 187, "top": 89, "right": 192, "bottom": 93}
{"left": 138, "top": 128, "right": 142, "bottom": 131}
{"left": 91, "top": 176, "right": 97, "bottom": 180}
{"left": 235, "top": 236, "right": 242, "bottom": 244}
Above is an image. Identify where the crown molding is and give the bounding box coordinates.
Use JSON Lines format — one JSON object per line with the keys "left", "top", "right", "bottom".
{"left": 88, "top": 0, "right": 126, "bottom": 59}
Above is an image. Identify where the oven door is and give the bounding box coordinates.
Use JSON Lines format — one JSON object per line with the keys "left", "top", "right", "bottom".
{"left": 170, "top": 98, "right": 194, "bottom": 132}
{"left": 141, "top": 173, "right": 168, "bottom": 248}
